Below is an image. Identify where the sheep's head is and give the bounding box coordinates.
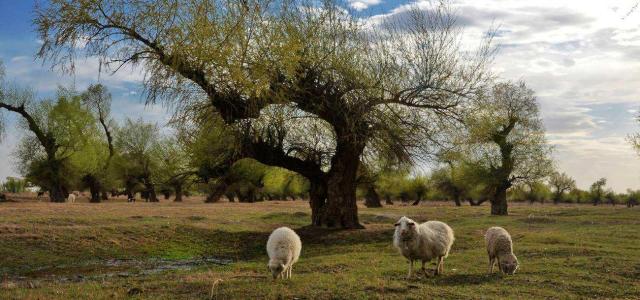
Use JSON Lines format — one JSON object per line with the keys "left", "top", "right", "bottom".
{"left": 394, "top": 216, "right": 418, "bottom": 242}
{"left": 499, "top": 254, "right": 519, "bottom": 275}
{"left": 268, "top": 260, "right": 285, "bottom": 279}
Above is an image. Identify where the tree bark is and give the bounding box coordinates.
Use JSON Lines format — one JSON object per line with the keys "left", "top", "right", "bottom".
{"left": 385, "top": 195, "right": 393, "bottom": 205}
{"left": 48, "top": 160, "right": 67, "bottom": 203}
{"left": 309, "top": 180, "right": 327, "bottom": 227}
{"left": 144, "top": 181, "right": 157, "bottom": 202}
{"left": 364, "top": 186, "right": 382, "bottom": 208}
{"left": 324, "top": 144, "right": 364, "bottom": 229}
{"left": 174, "top": 184, "right": 183, "bottom": 202}
{"left": 490, "top": 185, "right": 509, "bottom": 215}
{"left": 453, "top": 191, "right": 462, "bottom": 207}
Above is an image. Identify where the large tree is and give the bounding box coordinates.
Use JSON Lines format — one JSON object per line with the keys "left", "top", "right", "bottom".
{"left": 1, "top": 67, "right": 97, "bottom": 202}
{"left": 0, "top": 89, "right": 95, "bottom": 202}
{"left": 464, "top": 81, "right": 553, "bottom": 215}
{"left": 36, "top": 0, "right": 492, "bottom": 228}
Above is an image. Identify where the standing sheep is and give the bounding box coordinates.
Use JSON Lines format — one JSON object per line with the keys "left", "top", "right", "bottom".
{"left": 485, "top": 226, "right": 519, "bottom": 275}
{"left": 266, "top": 227, "right": 301, "bottom": 279}
{"left": 393, "top": 216, "right": 455, "bottom": 278}
{"left": 67, "top": 193, "right": 76, "bottom": 203}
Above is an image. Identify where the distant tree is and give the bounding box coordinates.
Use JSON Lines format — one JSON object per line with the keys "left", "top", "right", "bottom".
{"left": 80, "top": 84, "right": 117, "bottom": 201}
{"left": 0, "top": 177, "right": 28, "bottom": 193}
{"left": 549, "top": 172, "right": 576, "bottom": 204}
{"left": 626, "top": 189, "right": 639, "bottom": 207}
{"left": 463, "top": 81, "right": 553, "bottom": 215}
{"left": 409, "top": 175, "right": 430, "bottom": 206}
{"left": 589, "top": 178, "right": 607, "bottom": 206}
{"left": 114, "top": 119, "right": 161, "bottom": 202}
{"left": 154, "top": 136, "right": 194, "bottom": 202}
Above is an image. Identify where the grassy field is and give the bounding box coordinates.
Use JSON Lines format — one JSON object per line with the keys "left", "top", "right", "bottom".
{"left": 0, "top": 196, "right": 638, "bottom": 299}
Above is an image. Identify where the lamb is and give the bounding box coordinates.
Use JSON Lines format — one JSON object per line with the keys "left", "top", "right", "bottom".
{"left": 393, "top": 216, "right": 455, "bottom": 278}
{"left": 485, "top": 226, "right": 519, "bottom": 275}
{"left": 266, "top": 227, "right": 301, "bottom": 279}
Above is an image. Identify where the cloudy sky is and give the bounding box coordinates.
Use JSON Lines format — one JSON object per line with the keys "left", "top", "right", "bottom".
{"left": 1, "top": 0, "right": 640, "bottom": 192}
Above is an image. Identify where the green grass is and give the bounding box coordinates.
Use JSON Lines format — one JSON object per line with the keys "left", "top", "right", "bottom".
{"left": 0, "top": 200, "right": 638, "bottom": 299}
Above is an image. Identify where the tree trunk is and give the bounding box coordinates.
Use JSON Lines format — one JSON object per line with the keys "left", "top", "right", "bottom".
{"left": 83, "top": 175, "right": 101, "bottom": 203}
{"left": 553, "top": 192, "right": 561, "bottom": 204}
{"left": 174, "top": 184, "right": 183, "bottom": 202}
{"left": 47, "top": 160, "right": 67, "bottom": 203}
{"left": 364, "top": 186, "right": 382, "bottom": 208}
{"left": 490, "top": 186, "right": 509, "bottom": 215}
{"left": 101, "top": 190, "right": 109, "bottom": 201}
{"left": 453, "top": 193, "right": 462, "bottom": 207}
{"left": 49, "top": 184, "right": 67, "bottom": 203}
{"left": 324, "top": 145, "right": 364, "bottom": 229}
{"left": 145, "top": 183, "right": 157, "bottom": 202}
{"left": 385, "top": 195, "right": 393, "bottom": 205}
{"left": 309, "top": 180, "right": 327, "bottom": 226}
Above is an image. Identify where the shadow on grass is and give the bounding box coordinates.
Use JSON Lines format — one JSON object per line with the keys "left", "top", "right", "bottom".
{"left": 433, "top": 273, "right": 503, "bottom": 286}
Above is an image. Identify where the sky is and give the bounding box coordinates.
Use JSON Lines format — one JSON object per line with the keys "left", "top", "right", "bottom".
{"left": 1, "top": 0, "right": 640, "bottom": 192}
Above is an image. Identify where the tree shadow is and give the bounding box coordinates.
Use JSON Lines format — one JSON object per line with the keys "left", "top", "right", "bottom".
{"left": 433, "top": 273, "right": 503, "bottom": 286}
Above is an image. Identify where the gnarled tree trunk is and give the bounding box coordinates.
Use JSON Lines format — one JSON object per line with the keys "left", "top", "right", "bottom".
{"left": 324, "top": 143, "right": 364, "bottom": 229}
{"left": 364, "top": 186, "right": 382, "bottom": 208}
{"left": 174, "top": 184, "right": 183, "bottom": 202}
{"left": 490, "top": 185, "right": 509, "bottom": 215}
{"left": 309, "top": 180, "right": 327, "bottom": 227}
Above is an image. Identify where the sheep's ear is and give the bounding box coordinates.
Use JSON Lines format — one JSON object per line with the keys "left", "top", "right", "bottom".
{"left": 394, "top": 222, "right": 400, "bottom": 226}
{"left": 408, "top": 222, "right": 415, "bottom": 226}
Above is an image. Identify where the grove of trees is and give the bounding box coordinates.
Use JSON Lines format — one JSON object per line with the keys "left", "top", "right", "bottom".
{"left": 1, "top": 0, "right": 634, "bottom": 229}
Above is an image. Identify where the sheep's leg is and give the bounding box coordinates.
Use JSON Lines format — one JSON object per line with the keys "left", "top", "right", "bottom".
{"left": 434, "top": 257, "right": 441, "bottom": 275}
{"left": 438, "top": 257, "right": 445, "bottom": 274}
{"left": 287, "top": 265, "right": 292, "bottom": 279}
{"left": 488, "top": 257, "right": 495, "bottom": 274}
{"left": 407, "top": 259, "right": 414, "bottom": 279}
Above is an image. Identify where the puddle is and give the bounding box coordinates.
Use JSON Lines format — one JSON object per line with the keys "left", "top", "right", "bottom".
{"left": 4, "top": 257, "right": 232, "bottom": 284}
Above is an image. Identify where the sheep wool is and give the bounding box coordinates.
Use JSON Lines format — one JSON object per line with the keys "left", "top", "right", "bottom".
{"left": 485, "top": 226, "right": 519, "bottom": 275}
{"left": 67, "top": 193, "right": 76, "bottom": 203}
{"left": 266, "top": 227, "right": 302, "bottom": 279}
{"left": 393, "top": 216, "right": 455, "bottom": 278}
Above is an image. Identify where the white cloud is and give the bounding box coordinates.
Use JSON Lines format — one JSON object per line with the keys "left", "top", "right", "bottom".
{"left": 349, "top": 0, "right": 382, "bottom": 11}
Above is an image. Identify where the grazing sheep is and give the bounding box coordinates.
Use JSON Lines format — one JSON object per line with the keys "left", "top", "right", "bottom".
{"left": 393, "top": 216, "right": 455, "bottom": 278}
{"left": 485, "top": 227, "right": 519, "bottom": 275}
{"left": 266, "top": 227, "right": 301, "bottom": 280}
{"left": 67, "top": 193, "right": 76, "bottom": 203}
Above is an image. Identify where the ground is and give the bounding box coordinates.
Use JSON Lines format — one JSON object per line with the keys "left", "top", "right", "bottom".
{"left": 0, "top": 195, "right": 638, "bottom": 299}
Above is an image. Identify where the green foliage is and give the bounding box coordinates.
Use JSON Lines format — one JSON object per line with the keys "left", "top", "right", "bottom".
{"left": 589, "top": 177, "right": 607, "bottom": 205}
{"left": 12, "top": 87, "right": 99, "bottom": 194}
{"left": 509, "top": 181, "right": 552, "bottom": 203}
{"left": 0, "top": 177, "right": 28, "bottom": 193}
{"left": 549, "top": 171, "right": 576, "bottom": 203}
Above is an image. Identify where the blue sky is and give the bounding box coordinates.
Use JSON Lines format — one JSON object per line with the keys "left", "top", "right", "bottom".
{"left": 1, "top": 0, "right": 640, "bottom": 192}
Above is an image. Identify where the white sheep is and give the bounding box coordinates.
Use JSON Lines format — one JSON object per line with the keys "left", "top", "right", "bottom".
{"left": 266, "top": 227, "right": 301, "bottom": 279}
{"left": 393, "top": 216, "right": 455, "bottom": 278}
{"left": 485, "top": 226, "right": 519, "bottom": 275}
{"left": 67, "top": 193, "right": 76, "bottom": 203}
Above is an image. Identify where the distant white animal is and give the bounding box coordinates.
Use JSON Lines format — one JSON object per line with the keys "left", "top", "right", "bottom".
{"left": 393, "top": 216, "right": 455, "bottom": 278}
{"left": 485, "top": 226, "right": 519, "bottom": 275}
{"left": 67, "top": 193, "right": 76, "bottom": 203}
{"left": 266, "top": 227, "right": 302, "bottom": 279}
